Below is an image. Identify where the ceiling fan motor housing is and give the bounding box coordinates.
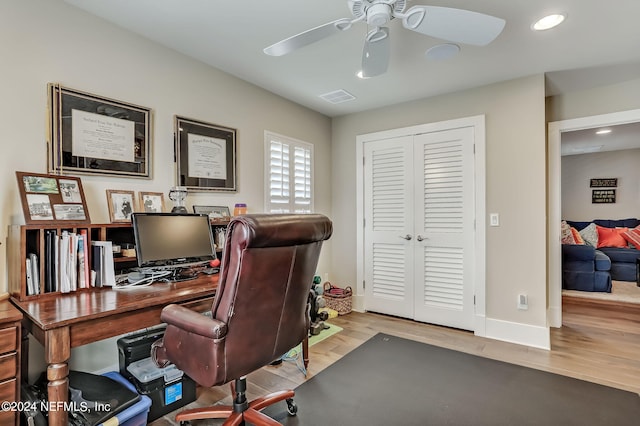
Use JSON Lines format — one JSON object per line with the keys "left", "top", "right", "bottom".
{"left": 349, "top": 0, "right": 407, "bottom": 23}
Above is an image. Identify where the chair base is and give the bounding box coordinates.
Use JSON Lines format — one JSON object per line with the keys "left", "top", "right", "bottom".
{"left": 175, "top": 377, "right": 296, "bottom": 425}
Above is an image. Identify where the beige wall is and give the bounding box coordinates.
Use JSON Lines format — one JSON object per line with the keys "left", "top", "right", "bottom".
{"left": 331, "top": 75, "right": 548, "bottom": 329}
{"left": 562, "top": 149, "right": 640, "bottom": 221}
{"left": 547, "top": 77, "right": 640, "bottom": 122}
{"left": 0, "top": 0, "right": 331, "bottom": 375}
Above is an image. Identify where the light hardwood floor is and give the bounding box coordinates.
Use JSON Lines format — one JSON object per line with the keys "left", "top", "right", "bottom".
{"left": 150, "top": 300, "right": 640, "bottom": 425}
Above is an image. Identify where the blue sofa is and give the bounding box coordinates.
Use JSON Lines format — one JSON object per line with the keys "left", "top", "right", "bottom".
{"left": 563, "top": 219, "right": 640, "bottom": 290}
{"left": 561, "top": 244, "right": 612, "bottom": 292}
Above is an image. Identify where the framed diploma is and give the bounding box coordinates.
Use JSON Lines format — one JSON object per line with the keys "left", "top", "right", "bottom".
{"left": 48, "top": 83, "right": 153, "bottom": 178}
{"left": 175, "top": 115, "right": 237, "bottom": 192}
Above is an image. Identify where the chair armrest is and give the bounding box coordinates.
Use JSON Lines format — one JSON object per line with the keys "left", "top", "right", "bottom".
{"left": 562, "top": 244, "right": 596, "bottom": 261}
{"left": 160, "top": 304, "right": 227, "bottom": 339}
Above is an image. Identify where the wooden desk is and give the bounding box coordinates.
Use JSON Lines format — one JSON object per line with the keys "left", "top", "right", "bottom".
{"left": 0, "top": 300, "right": 22, "bottom": 426}
{"left": 12, "top": 275, "right": 218, "bottom": 426}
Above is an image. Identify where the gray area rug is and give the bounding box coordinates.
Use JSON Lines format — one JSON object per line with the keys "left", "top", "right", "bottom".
{"left": 264, "top": 333, "right": 640, "bottom": 425}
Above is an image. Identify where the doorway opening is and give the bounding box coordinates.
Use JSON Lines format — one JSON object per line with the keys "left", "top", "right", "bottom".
{"left": 548, "top": 108, "right": 640, "bottom": 328}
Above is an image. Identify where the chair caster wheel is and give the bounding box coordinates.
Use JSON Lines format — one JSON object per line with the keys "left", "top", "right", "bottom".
{"left": 286, "top": 398, "right": 298, "bottom": 416}
{"left": 180, "top": 421, "right": 191, "bottom": 426}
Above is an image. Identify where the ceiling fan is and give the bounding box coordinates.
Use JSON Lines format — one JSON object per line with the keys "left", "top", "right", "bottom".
{"left": 264, "top": 0, "right": 506, "bottom": 78}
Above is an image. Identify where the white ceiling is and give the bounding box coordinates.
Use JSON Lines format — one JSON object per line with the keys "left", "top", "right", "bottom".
{"left": 562, "top": 121, "right": 640, "bottom": 156}
{"left": 63, "top": 0, "right": 640, "bottom": 117}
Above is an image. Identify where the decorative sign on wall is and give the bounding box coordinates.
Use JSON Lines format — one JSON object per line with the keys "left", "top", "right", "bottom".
{"left": 590, "top": 178, "right": 618, "bottom": 188}
{"left": 592, "top": 189, "right": 616, "bottom": 204}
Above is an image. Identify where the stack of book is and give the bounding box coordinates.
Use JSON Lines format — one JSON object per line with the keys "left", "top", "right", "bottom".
{"left": 26, "top": 230, "right": 115, "bottom": 296}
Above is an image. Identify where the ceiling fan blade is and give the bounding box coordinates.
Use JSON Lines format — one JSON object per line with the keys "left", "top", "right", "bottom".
{"left": 264, "top": 18, "right": 353, "bottom": 56}
{"left": 401, "top": 5, "right": 505, "bottom": 46}
{"left": 361, "top": 27, "right": 390, "bottom": 78}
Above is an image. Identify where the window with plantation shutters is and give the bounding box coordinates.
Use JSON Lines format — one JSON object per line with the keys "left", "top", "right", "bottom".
{"left": 265, "top": 132, "right": 313, "bottom": 213}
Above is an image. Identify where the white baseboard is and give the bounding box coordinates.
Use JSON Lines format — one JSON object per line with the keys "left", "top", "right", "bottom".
{"left": 352, "top": 295, "right": 365, "bottom": 313}
{"left": 484, "top": 317, "right": 550, "bottom": 350}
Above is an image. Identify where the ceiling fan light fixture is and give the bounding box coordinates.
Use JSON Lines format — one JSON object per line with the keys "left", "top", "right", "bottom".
{"left": 425, "top": 43, "right": 460, "bottom": 60}
{"left": 531, "top": 13, "right": 566, "bottom": 31}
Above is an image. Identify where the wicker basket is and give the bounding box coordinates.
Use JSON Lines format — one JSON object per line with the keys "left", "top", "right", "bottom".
{"left": 323, "top": 282, "right": 352, "bottom": 315}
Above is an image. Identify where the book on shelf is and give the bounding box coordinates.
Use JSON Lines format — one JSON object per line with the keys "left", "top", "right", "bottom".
{"left": 44, "top": 229, "right": 57, "bottom": 293}
{"left": 77, "top": 230, "right": 89, "bottom": 289}
{"left": 26, "top": 258, "right": 34, "bottom": 296}
{"left": 26, "top": 253, "right": 40, "bottom": 296}
{"left": 30, "top": 253, "right": 40, "bottom": 295}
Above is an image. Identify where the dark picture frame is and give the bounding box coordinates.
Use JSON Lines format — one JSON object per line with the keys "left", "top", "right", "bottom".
{"left": 175, "top": 116, "right": 237, "bottom": 192}
{"left": 193, "top": 205, "right": 230, "bottom": 218}
{"left": 16, "top": 171, "right": 91, "bottom": 225}
{"left": 48, "top": 83, "right": 152, "bottom": 178}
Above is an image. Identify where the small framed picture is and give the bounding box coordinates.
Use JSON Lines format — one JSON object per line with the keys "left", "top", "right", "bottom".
{"left": 106, "top": 190, "right": 136, "bottom": 222}
{"left": 138, "top": 191, "right": 165, "bottom": 213}
{"left": 193, "top": 205, "right": 230, "bottom": 219}
{"left": 16, "top": 171, "right": 90, "bottom": 224}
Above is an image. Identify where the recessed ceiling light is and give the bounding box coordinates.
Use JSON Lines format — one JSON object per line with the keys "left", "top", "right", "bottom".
{"left": 596, "top": 128, "right": 612, "bottom": 135}
{"left": 531, "top": 13, "right": 566, "bottom": 31}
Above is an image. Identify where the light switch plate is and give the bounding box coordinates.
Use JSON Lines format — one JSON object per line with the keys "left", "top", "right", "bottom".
{"left": 490, "top": 213, "right": 499, "bottom": 227}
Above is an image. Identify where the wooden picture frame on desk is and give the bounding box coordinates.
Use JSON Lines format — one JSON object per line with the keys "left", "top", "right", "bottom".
{"left": 138, "top": 191, "right": 165, "bottom": 213}
{"left": 106, "top": 190, "right": 135, "bottom": 223}
{"left": 193, "top": 205, "right": 230, "bottom": 219}
{"left": 16, "top": 171, "right": 91, "bottom": 225}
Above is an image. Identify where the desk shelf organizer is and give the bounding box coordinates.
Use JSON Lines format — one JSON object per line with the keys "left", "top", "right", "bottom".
{"left": 8, "top": 223, "right": 136, "bottom": 301}
{"left": 8, "top": 219, "right": 229, "bottom": 302}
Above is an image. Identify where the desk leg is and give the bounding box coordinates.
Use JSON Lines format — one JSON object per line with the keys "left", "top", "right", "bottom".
{"left": 45, "top": 327, "right": 71, "bottom": 426}
{"left": 302, "top": 335, "right": 309, "bottom": 369}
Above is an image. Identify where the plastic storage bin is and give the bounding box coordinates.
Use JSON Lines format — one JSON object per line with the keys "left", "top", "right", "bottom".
{"left": 126, "top": 357, "right": 196, "bottom": 422}
{"left": 117, "top": 324, "right": 167, "bottom": 381}
{"left": 101, "top": 371, "right": 151, "bottom": 426}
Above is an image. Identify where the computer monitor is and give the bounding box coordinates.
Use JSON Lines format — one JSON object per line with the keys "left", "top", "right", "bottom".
{"left": 132, "top": 213, "right": 216, "bottom": 271}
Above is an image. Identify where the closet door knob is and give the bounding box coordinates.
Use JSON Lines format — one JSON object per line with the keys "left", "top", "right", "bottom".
{"left": 416, "top": 235, "right": 424, "bottom": 242}
{"left": 399, "top": 234, "right": 412, "bottom": 241}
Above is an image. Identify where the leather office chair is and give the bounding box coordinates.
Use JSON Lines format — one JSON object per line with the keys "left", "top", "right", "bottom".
{"left": 152, "top": 213, "right": 333, "bottom": 425}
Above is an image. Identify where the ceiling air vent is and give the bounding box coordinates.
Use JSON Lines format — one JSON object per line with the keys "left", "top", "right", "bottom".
{"left": 319, "top": 89, "right": 356, "bottom": 104}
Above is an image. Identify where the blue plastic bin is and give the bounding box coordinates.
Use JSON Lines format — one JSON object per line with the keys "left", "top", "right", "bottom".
{"left": 100, "top": 371, "right": 152, "bottom": 426}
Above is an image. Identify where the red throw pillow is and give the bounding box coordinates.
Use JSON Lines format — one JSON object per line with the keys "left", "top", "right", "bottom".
{"left": 570, "top": 227, "right": 585, "bottom": 244}
{"left": 596, "top": 226, "right": 628, "bottom": 248}
{"left": 622, "top": 227, "right": 640, "bottom": 249}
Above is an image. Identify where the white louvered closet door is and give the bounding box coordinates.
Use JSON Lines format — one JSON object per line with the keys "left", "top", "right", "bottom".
{"left": 363, "top": 136, "right": 414, "bottom": 319}
{"left": 363, "top": 127, "right": 475, "bottom": 331}
{"left": 413, "top": 128, "right": 475, "bottom": 330}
